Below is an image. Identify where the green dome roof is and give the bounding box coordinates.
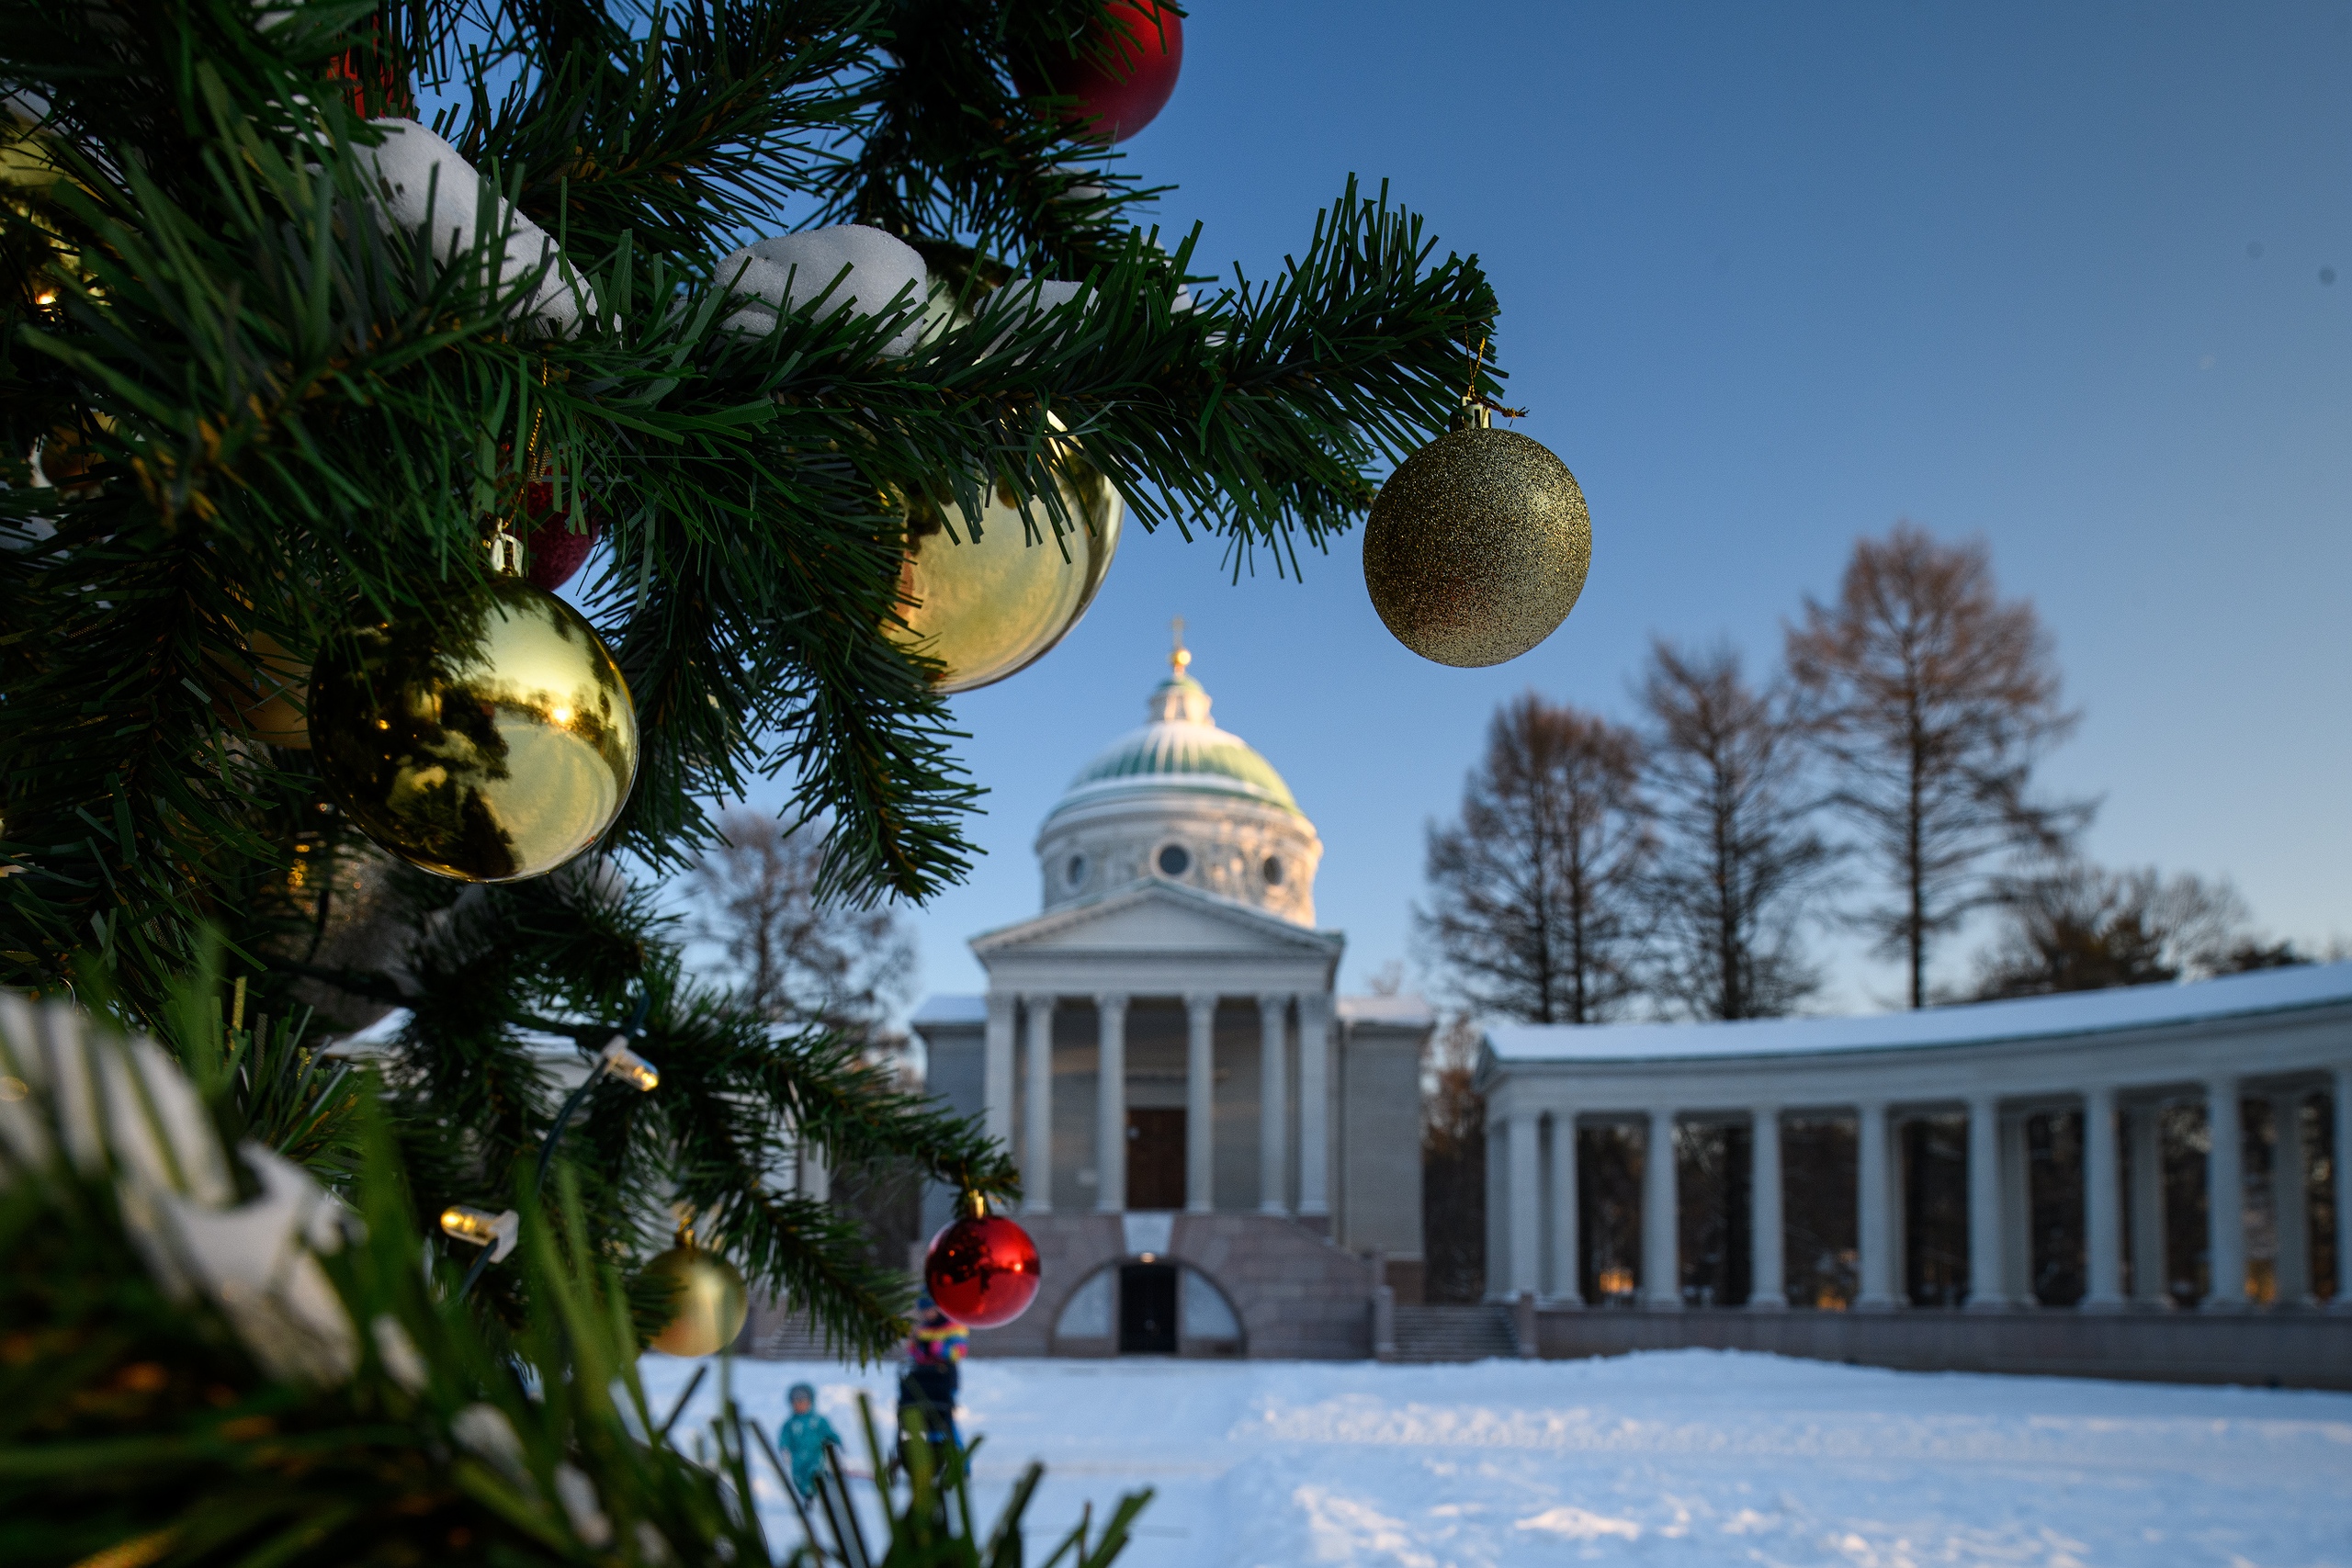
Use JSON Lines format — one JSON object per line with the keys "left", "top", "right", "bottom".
{"left": 1046, "top": 660, "right": 1303, "bottom": 821}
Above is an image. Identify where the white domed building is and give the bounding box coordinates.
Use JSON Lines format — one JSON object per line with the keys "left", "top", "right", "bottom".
{"left": 913, "top": 639, "right": 1433, "bottom": 1359}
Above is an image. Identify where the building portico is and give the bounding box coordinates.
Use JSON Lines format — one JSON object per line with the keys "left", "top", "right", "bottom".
{"left": 962, "top": 880, "right": 1342, "bottom": 1224}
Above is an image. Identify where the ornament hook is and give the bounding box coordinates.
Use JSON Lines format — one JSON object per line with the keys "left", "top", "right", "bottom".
{"left": 1460, "top": 333, "right": 1529, "bottom": 423}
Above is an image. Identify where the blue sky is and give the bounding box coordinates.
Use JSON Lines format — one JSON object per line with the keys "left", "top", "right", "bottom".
{"left": 825, "top": 3, "right": 2352, "bottom": 1012}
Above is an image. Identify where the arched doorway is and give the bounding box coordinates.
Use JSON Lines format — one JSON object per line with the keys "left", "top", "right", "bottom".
{"left": 1051, "top": 1259, "right": 1247, "bottom": 1357}
{"left": 1120, "top": 1261, "right": 1177, "bottom": 1352}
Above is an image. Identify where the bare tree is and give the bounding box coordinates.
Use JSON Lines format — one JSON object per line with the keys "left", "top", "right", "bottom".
{"left": 1786, "top": 525, "right": 2090, "bottom": 1008}
{"left": 1419, "top": 1014, "right": 1487, "bottom": 1302}
{"left": 1419, "top": 694, "right": 1652, "bottom": 1024}
{"left": 1973, "top": 859, "right": 2286, "bottom": 998}
{"left": 1637, "top": 639, "right": 1836, "bottom": 1019}
{"left": 687, "top": 807, "right": 917, "bottom": 1035}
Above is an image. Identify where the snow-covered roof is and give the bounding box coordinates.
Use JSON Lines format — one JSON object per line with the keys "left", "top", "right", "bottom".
{"left": 1339, "top": 993, "right": 1436, "bottom": 1027}
{"left": 912, "top": 994, "right": 987, "bottom": 1028}
{"left": 1486, "top": 962, "right": 2352, "bottom": 1066}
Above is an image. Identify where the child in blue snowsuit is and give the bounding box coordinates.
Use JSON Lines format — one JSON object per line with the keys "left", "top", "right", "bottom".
{"left": 778, "top": 1382, "right": 841, "bottom": 1499}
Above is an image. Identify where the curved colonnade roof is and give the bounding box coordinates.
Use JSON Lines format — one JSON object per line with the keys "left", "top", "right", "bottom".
{"left": 1486, "top": 962, "right": 2352, "bottom": 1065}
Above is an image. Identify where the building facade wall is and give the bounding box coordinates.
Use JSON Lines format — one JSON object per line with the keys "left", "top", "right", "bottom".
{"left": 1338, "top": 1019, "right": 1427, "bottom": 1261}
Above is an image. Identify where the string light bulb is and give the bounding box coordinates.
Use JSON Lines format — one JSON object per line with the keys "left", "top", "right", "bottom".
{"left": 597, "top": 1034, "right": 659, "bottom": 1091}
{"left": 439, "top": 1204, "right": 519, "bottom": 1261}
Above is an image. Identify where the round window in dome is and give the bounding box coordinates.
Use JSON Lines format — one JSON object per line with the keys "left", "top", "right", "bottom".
{"left": 1262, "top": 855, "right": 1284, "bottom": 886}
{"left": 1066, "top": 853, "right": 1089, "bottom": 889}
{"left": 1156, "top": 843, "right": 1191, "bottom": 877}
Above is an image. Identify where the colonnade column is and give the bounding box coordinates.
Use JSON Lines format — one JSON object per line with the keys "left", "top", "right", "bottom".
{"left": 1258, "top": 994, "right": 1289, "bottom": 1214}
{"left": 2082, "top": 1086, "right": 2125, "bottom": 1309}
{"left": 1854, "top": 1100, "right": 1896, "bottom": 1310}
{"left": 1297, "top": 991, "right": 1333, "bottom": 1217}
{"left": 2127, "top": 1103, "right": 2168, "bottom": 1305}
{"left": 1184, "top": 992, "right": 1217, "bottom": 1213}
{"left": 1509, "top": 1109, "right": 1542, "bottom": 1297}
{"left": 1966, "top": 1100, "right": 2004, "bottom": 1306}
{"left": 1748, "top": 1107, "right": 1787, "bottom": 1310}
{"left": 1094, "top": 993, "right": 1128, "bottom": 1213}
{"left": 982, "top": 991, "right": 1016, "bottom": 1148}
{"left": 1022, "top": 994, "right": 1056, "bottom": 1213}
{"left": 2204, "top": 1075, "right": 2247, "bottom": 1310}
{"left": 1643, "top": 1108, "right": 1681, "bottom": 1308}
{"left": 2335, "top": 1068, "right": 2352, "bottom": 1312}
{"left": 1549, "top": 1113, "right": 1583, "bottom": 1305}
{"left": 2271, "top": 1091, "right": 2311, "bottom": 1306}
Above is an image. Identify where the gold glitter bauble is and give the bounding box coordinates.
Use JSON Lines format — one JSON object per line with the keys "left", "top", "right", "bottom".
{"left": 643, "top": 1243, "right": 750, "bottom": 1358}
{"left": 890, "top": 441, "right": 1123, "bottom": 693}
{"left": 1363, "top": 406, "right": 1591, "bottom": 667}
{"left": 308, "top": 577, "right": 639, "bottom": 883}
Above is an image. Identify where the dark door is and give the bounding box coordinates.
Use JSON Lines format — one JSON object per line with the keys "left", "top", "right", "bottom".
{"left": 1119, "top": 1262, "right": 1178, "bottom": 1354}
{"left": 1126, "top": 1109, "right": 1186, "bottom": 1210}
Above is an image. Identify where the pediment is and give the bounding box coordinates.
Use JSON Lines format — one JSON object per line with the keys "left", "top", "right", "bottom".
{"left": 972, "top": 880, "right": 1341, "bottom": 959}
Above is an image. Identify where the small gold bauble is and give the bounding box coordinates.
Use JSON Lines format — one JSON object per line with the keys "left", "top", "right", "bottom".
{"left": 1363, "top": 406, "right": 1591, "bottom": 668}
{"left": 210, "top": 626, "right": 313, "bottom": 749}
{"left": 890, "top": 441, "right": 1123, "bottom": 693}
{"left": 643, "top": 1243, "right": 750, "bottom": 1358}
{"left": 308, "top": 577, "right": 639, "bottom": 883}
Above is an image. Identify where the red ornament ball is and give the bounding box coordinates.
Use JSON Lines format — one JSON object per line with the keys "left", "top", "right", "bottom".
{"left": 521, "top": 479, "right": 605, "bottom": 592}
{"left": 923, "top": 1211, "right": 1041, "bottom": 1328}
{"left": 1012, "top": 0, "right": 1182, "bottom": 144}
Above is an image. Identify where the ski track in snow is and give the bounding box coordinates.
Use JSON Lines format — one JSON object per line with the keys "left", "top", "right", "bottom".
{"left": 639, "top": 1348, "right": 2352, "bottom": 1568}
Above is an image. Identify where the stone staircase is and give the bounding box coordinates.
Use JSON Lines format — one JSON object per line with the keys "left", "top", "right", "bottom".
{"left": 742, "top": 1300, "right": 848, "bottom": 1362}
{"left": 1388, "top": 1303, "right": 1521, "bottom": 1362}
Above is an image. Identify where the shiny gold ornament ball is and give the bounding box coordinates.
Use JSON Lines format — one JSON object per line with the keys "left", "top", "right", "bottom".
{"left": 308, "top": 577, "right": 639, "bottom": 883}
{"left": 1363, "top": 406, "right": 1591, "bottom": 667}
{"left": 889, "top": 430, "right": 1124, "bottom": 694}
{"left": 643, "top": 1243, "right": 750, "bottom": 1358}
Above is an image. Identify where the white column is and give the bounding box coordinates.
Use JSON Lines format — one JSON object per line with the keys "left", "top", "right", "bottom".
{"left": 1095, "top": 993, "right": 1128, "bottom": 1213}
{"left": 1297, "top": 990, "right": 1333, "bottom": 1217}
{"left": 1184, "top": 991, "right": 1216, "bottom": 1213}
{"left": 983, "top": 990, "right": 1016, "bottom": 1149}
{"left": 2083, "top": 1086, "right": 2124, "bottom": 1309}
{"left": 2335, "top": 1068, "right": 2352, "bottom": 1312}
{"left": 1749, "top": 1107, "right": 1787, "bottom": 1310}
{"left": 2204, "top": 1075, "right": 2247, "bottom": 1309}
{"left": 1549, "top": 1112, "right": 1583, "bottom": 1305}
{"left": 1509, "top": 1109, "right": 1542, "bottom": 1297}
{"left": 1643, "top": 1108, "right": 1681, "bottom": 1308}
{"left": 1258, "top": 994, "right": 1289, "bottom": 1214}
{"left": 2271, "top": 1091, "right": 2311, "bottom": 1306}
{"left": 1855, "top": 1100, "right": 1896, "bottom": 1310}
{"left": 798, "top": 1142, "right": 830, "bottom": 1203}
{"left": 2127, "top": 1101, "right": 2169, "bottom": 1307}
{"left": 1965, "top": 1093, "right": 2006, "bottom": 1310}
{"left": 1022, "top": 994, "right": 1056, "bottom": 1214}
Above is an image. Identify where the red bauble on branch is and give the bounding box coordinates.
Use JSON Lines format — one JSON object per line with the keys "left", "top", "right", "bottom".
{"left": 1013, "top": 0, "right": 1183, "bottom": 144}
{"left": 521, "top": 479, "right": 605, "bottom": 592}
{"left": 923, "top": 1201, "right": 1041, "bottom": 1328}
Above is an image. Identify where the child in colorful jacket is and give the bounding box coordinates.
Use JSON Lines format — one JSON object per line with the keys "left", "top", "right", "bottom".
{"left": 897, "top": 1294, "right": 967, "bottom": 1462}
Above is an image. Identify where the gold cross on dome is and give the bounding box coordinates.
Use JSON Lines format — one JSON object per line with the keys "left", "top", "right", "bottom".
{"left": 1170, "top": 616, "right": 1191, "bottom": 675}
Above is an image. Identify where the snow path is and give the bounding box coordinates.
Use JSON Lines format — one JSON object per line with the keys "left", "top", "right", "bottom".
{"left": 639, "top": 1348, "right": 2352, "bottom": 1567}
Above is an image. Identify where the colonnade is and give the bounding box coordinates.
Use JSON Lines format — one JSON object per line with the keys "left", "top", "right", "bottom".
{"left": 980, "top": 989, "right": 1334, "bottom": 1215}
{"left": 1498, "top": 1067, "right": 2352, "bottom": 1311}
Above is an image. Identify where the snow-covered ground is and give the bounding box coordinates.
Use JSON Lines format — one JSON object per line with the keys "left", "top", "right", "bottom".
{"left": 639, "top": 1349, "right": 2352, "bottom": 1567}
